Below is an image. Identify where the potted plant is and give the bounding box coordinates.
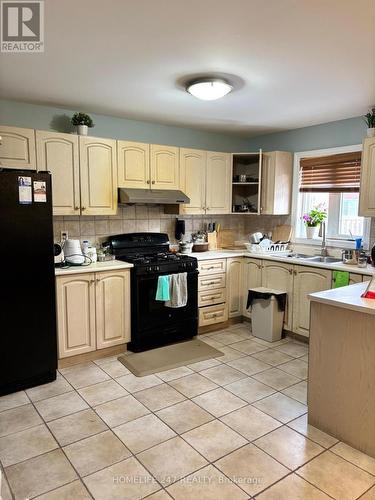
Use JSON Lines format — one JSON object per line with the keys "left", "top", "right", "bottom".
{"left": 364, "top": 108, "right": 375, "bottom": 137}
{"left": 302, "top": 206, "right": 327, "bottom": 239}
{"left": 71, "top": 112, "right": 94, "bottom": 136}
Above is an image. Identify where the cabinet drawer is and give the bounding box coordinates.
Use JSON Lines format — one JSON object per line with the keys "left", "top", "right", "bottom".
{"left": 199, "top": 303, "right": 228, "bottom": 327}
{"left": 198, "top": 259, "right": 226, "bottom": 275}
{"left": 198, "top": 273, "right": 226, "bottom": 291}
{"left": 198, "top": 288, "right": 226, "bottom": 307}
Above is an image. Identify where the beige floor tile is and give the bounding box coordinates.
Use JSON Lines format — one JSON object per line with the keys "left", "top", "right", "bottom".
{"left": 137, "top": 436, "right": 208, "bottom": 486}
{"left": 0, "top": 469, "right": 12, "bottom": 500}
{"left": 215, "top": 443, "right": 289, "bottom": 496}
{"left": 275, "top": 342, "right": 309, "bottom": 358}
{"left": 331, "top": 442, "right": 375, "bottom": 475}
{"left": 253, "top": 393, "right": 307, "bottom": 423}
{"left": 26, "top": 376, "right": 73, "bottom": 402}
{"left": 200, "top": 364, "right": 247, "bottom": 386}
{"left": 298, "top": 451, "right": 375, "bottom": 500}
{"left": 95, "top": 395, "right": 150, "bottom": 427}
{"left": 252, "top": 367, "right": 301, "bottom": 390}
{"left": 227, "top": 355, "right": 271, "bottom": 376}
{"left": 214, "top": 346, "right": 245, "bottom": 362}
{"left": 278, "top": 358, "right": 308, "bottom": 379}
{"left": 99, "top": 359, "right": 131, "bottom": 378}
{"left": 47, "top": 408, "right": 107, "bottom": 446}
{"left": 201, "top": 337, "right": 225, "bottom": 349}
{"left": 281, "top": 380, "right": 307, "bottom": 404}
{"left": 220, "top": 405, "right": 282, "bottom": 441}
{"left": 113, "top": 414, "right": 176, "bottom": 453}
{"left": 166, "top": 464, "right": 248, "bottom": 499}
{"left": 187, "top": 358, "right": 222, "bottom": 371}
{"left": 210, "top": 331, "right": 248, "bottom": 345}
{"left": 116, "top": 372, "right": 163, "bottom": 393}
{"left": 156, "top": 400, "right": 214, "bottom": 434}
{"left": 169, "top": 373, "right": 218, "bottom": 398}
{"left": 0, "top": 423, "right": 57, "bottom": 467}
{"left": 300, "top": 354, "right": 309, "bottom": 363}
{"left": 5, "top": 449, "right": 77, "bottom": 500}
{"left": 225, "top": 377, "right": 275, "bottom": 403}
{"left": 157, "top": 366, "right": 194, "bottom": 382}
{"left": 192, "top": 388, "right": 247, "bottom": 417}
{"left": 251, "top": 336, "right": 291, "bottom": 348}
{"left": 0, "top": 391, "right": 29, "bottom": 412}
{"left": 64, "top": 430, "right": 131, "bottom": 476}
{"left": 35, "top": 391, "right": 88, "bottom": 422}
{"left": 59, "top": 362, "right": 110, "bottom": 389}
{"left": 228, "top": 324, "right": 252, "bottom": 336}
{"left": 257, "top": 473, "right": 330, "bottom": 499}
{"left": 83, "top": 457, "right": 160, "bottom": 499}
{"left": 78, "top": 379, "right": 128, "bottom": 406}
{"left": 287, "top": 414, "right": 338, "bottom": 448}
{"left": 94, "top": 354, "right": 122, "bottom": 366}
{"left": 0, "top": 403, "right": 42, "bottom": 437}
{"left": 255, "top": 425, "right": 324, "bottom": 470}
{"left": 230, "top": 339, "right": 269, "bottom": 355}
{"left": 182, "top": 420, "right": 247, "bottom": 461}
{"left": 146, "top": 490, "right": 172, "bottom": 500}
{"left": 134, "top": 384, "right": 185, "bottom": 411}
{"left": 360, "top": 486, "right": 375, "bottom": 499}
{"left": 251, "top": 349, "right": 294, "bottom": 366}
{"left": 34, "top": 480, "right": 91, "bottom": 499}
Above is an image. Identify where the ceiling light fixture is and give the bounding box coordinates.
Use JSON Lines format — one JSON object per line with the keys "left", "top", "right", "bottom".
{"left": 186, "top": 78, "right": 233, "bottom": 101}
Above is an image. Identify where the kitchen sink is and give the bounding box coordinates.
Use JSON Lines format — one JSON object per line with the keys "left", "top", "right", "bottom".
{"left": 301, "top": 256, "right": 341, "bottom": 263}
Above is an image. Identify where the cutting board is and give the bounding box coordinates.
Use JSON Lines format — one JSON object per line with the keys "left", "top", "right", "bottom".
{"left": 217, "top": 229, "right": 235, "bottom": 249}
{"left": 272, "top": 224, "right": 293, "bottom": 242}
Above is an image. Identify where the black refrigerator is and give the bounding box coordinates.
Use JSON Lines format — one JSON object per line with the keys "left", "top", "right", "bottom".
{"left": 0, "top": 169, "right": 57, "bottom": 396}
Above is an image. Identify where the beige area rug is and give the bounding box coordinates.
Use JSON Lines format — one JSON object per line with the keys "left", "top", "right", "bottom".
{"left": 118, "top": 339, "right": 223, "bottom": 377}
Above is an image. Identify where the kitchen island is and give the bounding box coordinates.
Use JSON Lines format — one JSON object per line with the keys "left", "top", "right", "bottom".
{"left": 308, "top": 282, "right": 375, "bottom": 458}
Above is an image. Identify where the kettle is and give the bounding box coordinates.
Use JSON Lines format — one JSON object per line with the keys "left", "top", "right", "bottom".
{"left": 63, "top": 239, "right": 85, "bottom": 265}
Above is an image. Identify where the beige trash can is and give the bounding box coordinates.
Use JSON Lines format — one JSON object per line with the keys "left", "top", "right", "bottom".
{"left": 247, "top": 287, "right": 286, "bottom": 342}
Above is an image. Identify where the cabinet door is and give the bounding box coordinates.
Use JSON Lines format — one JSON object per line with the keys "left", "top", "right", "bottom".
{"left": 79, "top": 137, "right": 117, "bottom": 215}
{"left": 227, "top": 257, "right": 243, "bottom": 317}
{"left": 179, "top": 148, "right": 206, "bottom": 214}
{"left": 56, "top": 274, "right": 96, "bottom": 358}
{"left": 359, "top": 138, "right": 375, "bottom": 216}
{"left": 206, "top": 152, "right": 231, "bottom": 214}
{"left": 349, "top": 273, "right": 363, "bottom": 285}
{"left": 95, "top": 270, "right": 131, "bottom": 349}
{"left": 36, "top": 131, "right": 80, "bottom": 216}
{"left": 150, "top": 144, "right": 179, "bottom": 190}
{"left": 292, "top": 266, "right": 331, "bottom": 337}
{"left": 261, "top": 151, "right": 293, "bottom": 215}
{"left": 117, "top": 140, "right": 150, "bottom": 189}
{"left": 0, "top": 126, "right": 36, "bottom": 169}
{"left": 242, "top": 258, "right": 262, "bottom": 318}
{"left": 261, "top": 261, "right": 294, "bottom": 330}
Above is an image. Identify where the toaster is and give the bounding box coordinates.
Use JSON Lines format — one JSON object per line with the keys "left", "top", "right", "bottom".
{"left": 54, "top": 243, "right": 64, "bottom": 266}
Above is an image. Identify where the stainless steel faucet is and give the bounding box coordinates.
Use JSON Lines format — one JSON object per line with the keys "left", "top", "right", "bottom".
{"left": 319, "top": 221, "right": 328, "bottom": 257}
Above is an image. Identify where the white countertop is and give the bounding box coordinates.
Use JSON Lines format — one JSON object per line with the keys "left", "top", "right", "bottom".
{"left": 55, "top": 260, "right": 133, "bottom": 276}
{"left": 309, "top": 281, "right": 375, "bottom": 315}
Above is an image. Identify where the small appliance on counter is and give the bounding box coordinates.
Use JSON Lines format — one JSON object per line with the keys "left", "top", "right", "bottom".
{"left": 54, "top": 243, "right": 64, "bottom": 266}
{"left": 63, "top": 239, "right": 86, "bottom": 265}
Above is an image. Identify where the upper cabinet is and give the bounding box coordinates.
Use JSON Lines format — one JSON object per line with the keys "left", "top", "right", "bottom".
{"left": 261, "top": 151, "right": 293, "bottom": 215}
{"left": 359, "top": 137, "right": 375, "bottom": 216}
{"left": 117, "top": 140, "right": 150, "bottom": 189}
{"left": 179, "top": 148, "right": 206, "bottom": 215}
{"left": 0, "top": 125, "right": 36, "bottom": 169}
{"left": 206, "top": 152, "right": 231, "bottom": 214}
{"left": 36, "top": 131, "right": 80, "bottom": 216}
{"left": 150, "top": 144, "right": 179, "bottom": 189}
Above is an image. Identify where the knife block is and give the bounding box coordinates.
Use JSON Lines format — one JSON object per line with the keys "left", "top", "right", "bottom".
{"left": 207, "top": 231, "right": 218, "bottom": 250}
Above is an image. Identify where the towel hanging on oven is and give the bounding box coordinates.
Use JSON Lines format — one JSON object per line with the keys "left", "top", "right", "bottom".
{"left": 166, "top": 272, "right": 188, "bottom": 308}
{"left": 156, "top": 275, "right": 171, "bottom": 301}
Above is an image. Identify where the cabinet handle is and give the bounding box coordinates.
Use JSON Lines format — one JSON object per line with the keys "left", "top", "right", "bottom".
{"left": 90, "top": 279, "right": 95, "bottom": 284}
{"left": 146, "top": 180, "right": 150, "bottom": 184}
{"left": 151, "top": 180, "right": 155, "bottom": 184}
{"left": 81, "top": 206, "right": 86, "bottom": 211}
{"left": 96, "top": 278, "right": 101, "bottom": 283}
{"left": 74, "top": 206, "right": 80, "bottom": 210}
{"left": 289, "top": 269, "right": 293, "bottom": 275}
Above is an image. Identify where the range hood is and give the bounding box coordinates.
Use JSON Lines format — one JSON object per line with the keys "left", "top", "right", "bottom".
{"left": 118, "top": 188, "right": 190, "bottom": 205}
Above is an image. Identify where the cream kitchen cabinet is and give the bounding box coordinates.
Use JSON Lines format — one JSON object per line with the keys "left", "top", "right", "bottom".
{"left": 260, "top": 151, "right": 293, "bottom": 215}
{"left": 56, "top": 269, "right": 131, "bottom": 358}
{"left": 359, "top": 137, "right": 375, "bottom": 216}
{"left": 349, "top": 273, "right": 363, "bottom": 285}
{"left": 0, "top": 125, "right": 36, "bottom": 169}
{"left": 261, "top": 260, "right": 294, "bottom": 330}
{"left": 117, "top": 140, "right": 150, "bottom": 189}
{"left": 242, "top": 258, "right": 262, "bottom": 319}
{"left": 206, "top": 152, "right": 231, "bottom": 214}
{"left": 227, "top": 257, "right": 243, "bottom": 318}
{"left": 79, "top": 136, "right": 117, "bottom": 215}
{"left": 179, "top": 148, "right": 206, "bottom": 214}
{"left": 36, "top": 131, "right": 80, "bottom": 215}
{"left": 198, "top": 258, "right": 227, "bottom": 327}
{"left": 150, "top": 144, "right": 179, "bottom": 190}
{"left": 292, "top": 265, "right": 331, "bottom": 337}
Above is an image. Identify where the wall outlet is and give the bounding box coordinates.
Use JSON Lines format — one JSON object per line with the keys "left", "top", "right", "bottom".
{"left": 61, "top": 231, "right": 69, "bottom": 242}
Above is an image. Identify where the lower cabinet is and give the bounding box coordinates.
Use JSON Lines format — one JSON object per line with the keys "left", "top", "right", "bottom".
{"left": 227, "top": 257, "right": 243, "bottom": 318}
{"left": 56, "top": 270, "right": 131, "bottom": 358}
{"left": 242, "top": 258, "right": 262, "bottom": 319}
{"left": 261, "top": 261, "right": 294, "bottom": 330}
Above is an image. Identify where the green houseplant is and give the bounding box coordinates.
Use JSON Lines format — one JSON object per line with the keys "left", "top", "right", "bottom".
{"left": 71, "top": 112, "right": 94, "bottom": 136}
{"left": 364, "top": 108, "right": 375, "bottom": 138}
{"left": 302, "top": 206, "right": 327, "bottom": 239}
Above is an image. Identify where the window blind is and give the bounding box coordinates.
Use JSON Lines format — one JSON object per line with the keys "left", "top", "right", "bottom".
{"left": 299, "top": 151, "right": 361, "bottom": 192}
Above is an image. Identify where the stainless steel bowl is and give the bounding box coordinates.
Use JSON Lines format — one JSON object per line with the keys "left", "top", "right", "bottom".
{"left": 249, "top": 232, "right": 263, "bottom": 244}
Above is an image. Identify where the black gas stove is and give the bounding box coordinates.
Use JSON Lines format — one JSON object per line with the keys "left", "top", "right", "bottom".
{"left": 107, "top": 233, "right": 198, "bottom": 351}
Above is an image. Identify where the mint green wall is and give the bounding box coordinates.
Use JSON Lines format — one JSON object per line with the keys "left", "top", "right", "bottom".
{"left": 0, "top": 99, "right": 251, "bottom": 152}
{"left": 246, "top": 116, "right": 366, "bottom": 152}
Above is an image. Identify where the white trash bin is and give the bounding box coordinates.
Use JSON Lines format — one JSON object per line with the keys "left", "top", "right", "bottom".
{"left": 247, "top": 287, "right": 286, "bottom": 342}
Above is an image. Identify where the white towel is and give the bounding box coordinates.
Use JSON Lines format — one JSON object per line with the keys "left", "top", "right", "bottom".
{"left": 165, "top": 272, "right": 188, "bottom": 308}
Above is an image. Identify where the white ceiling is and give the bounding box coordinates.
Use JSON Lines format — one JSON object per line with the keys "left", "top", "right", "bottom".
{"left": 1, "top": 0, "right": 374, "bottom": 136}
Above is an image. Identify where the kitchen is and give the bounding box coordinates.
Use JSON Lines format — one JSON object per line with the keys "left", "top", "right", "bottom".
{"left": 1, "top": 1, "right": 375, "bottom": 499}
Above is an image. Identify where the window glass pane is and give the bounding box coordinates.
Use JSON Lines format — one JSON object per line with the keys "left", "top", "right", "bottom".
{"left": 339, "top": 193, "right": 363, "bottom": 237}
{"left": 297, "top": 192, "right": 328, "bottom": 237}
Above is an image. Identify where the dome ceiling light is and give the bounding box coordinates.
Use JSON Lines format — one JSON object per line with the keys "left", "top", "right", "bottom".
{"left": 186, "top": 78, "right": 233, "bottom": 101}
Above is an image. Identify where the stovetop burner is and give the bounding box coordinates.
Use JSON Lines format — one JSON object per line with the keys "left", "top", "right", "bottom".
{"left": 121, "top": 251, "right": 193, "bottom": 266}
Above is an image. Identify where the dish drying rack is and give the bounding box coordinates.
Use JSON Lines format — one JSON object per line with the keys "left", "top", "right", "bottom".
{"left": 245, "top": 242, "right": 291, "bottom": 256}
